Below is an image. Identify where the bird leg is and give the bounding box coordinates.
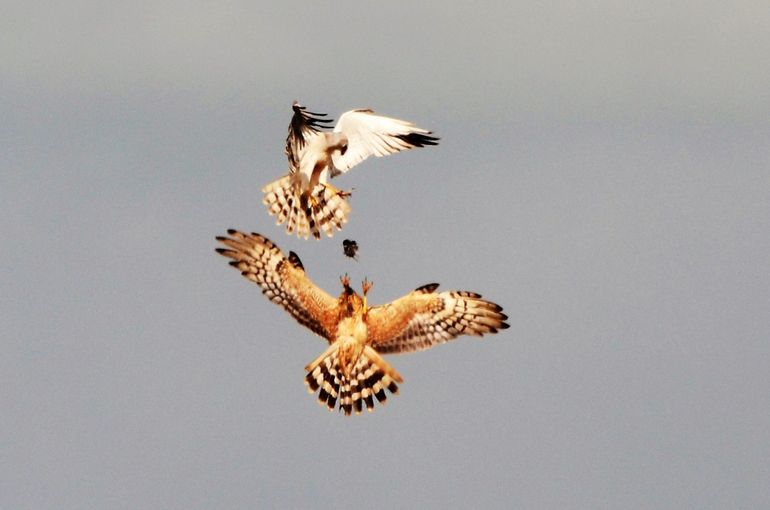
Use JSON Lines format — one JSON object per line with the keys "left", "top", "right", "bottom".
{"left": 361, "top": 278, "right": 373, "bottom": 313}
{"left": 340, "top": 273, "right": 350, "bottom": 289}
{"left": 324, "top": 183, "right": 353, "bottom": 198}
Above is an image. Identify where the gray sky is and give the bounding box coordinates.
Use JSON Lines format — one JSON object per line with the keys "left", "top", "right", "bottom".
{"left": 3, "top": 1, "right": 770, "bottom": 509}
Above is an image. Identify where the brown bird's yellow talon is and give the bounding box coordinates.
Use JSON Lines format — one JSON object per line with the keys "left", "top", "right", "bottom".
{"left": 360, "top": 278, "right": 373, "bottom": 314}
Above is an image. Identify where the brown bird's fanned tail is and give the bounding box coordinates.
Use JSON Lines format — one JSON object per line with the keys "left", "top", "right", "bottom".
{"left": 304, "top": 345, "right": 403, "bottom": 416}
{"left": 262, "top": 176, "right": 351, "bottom": 240}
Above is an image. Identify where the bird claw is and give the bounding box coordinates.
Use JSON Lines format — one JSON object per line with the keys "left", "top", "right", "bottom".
{"left": 326, "top": 183, "right": 353, "bottom": 198}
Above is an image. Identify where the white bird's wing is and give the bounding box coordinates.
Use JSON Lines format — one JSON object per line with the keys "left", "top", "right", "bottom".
{"left": 330, "top": 109, "right": 439, "bottom": 175}
{"left": 285, "top": 101, "right": 334, "bottom": 173}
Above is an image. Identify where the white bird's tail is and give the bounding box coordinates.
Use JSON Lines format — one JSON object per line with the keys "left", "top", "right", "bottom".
{"left": 262, "top": 175, "right": 351, "bottom": 240}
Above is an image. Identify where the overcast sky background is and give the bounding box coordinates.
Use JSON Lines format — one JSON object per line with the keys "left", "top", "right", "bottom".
{"left": 3, "top": 1, "right": 769, "bottom": 508}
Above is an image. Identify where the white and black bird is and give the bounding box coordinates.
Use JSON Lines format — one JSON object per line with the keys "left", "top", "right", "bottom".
{"left": 262, "top": 102, "right": 439, "bottom": 239}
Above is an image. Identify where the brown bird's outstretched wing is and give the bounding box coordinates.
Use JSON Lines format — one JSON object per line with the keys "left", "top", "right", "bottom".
{"left": 285, "top": 101, "right": 333, "bottom": 173}
{"left": 366, "top": 283, "right": 509, "bottom": 354}
{"left": 215, "top": 230, "right": 339, "bottom": 340}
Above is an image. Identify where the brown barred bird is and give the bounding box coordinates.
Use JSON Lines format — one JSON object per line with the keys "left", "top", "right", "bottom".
{"left": 262, "top": 102, "right": 439, "bottom": 240}
{"left": 215, "top": 230, "right": 509, "bottom": 416}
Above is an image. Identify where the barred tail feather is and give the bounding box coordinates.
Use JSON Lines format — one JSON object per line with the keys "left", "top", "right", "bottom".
{"left": 304, "top": 345, "right": 402, "bottom": 416}
{"left": 262, "top": 177, "right": 351, "bottom": 239}
{"left": 262, "top": 175, "right": 293, "bottom": 225}
{"left": 315, "top": 184, "right": 351, "bottom": 238}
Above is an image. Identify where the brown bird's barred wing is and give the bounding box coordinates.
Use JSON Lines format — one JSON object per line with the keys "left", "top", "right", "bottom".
{"left": 215, "top": 230, "right": 339, "bottom": 340}
{"left": 305, "top": 344, "right": 403, "bottom": 416}
{"left": 285, "top": 101, "right": 333, "bottom": 173}
{"left": 366, "top": 283, "right": 509, "bottom": 354}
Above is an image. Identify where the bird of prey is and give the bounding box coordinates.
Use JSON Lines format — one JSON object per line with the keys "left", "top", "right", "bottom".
{"left": 262, "top": 102, "right": 439, "bottom": 240}
{"left": 215, "top": 230, "right": 509, "bottom": 416}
